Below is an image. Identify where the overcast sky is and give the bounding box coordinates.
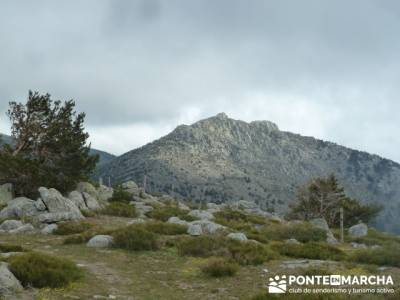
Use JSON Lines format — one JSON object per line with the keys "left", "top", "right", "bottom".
{"left": 0, "top": 1, "right": 399, "bottom": 162}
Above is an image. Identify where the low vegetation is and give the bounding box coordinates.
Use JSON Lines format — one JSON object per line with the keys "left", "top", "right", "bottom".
{"left": 54, "top": 221, "right": 93, "bottom": 235}
{"left": 100, "top": 202, "right": 137, "bottom": 218}
{"left": 350, "top": 243, "right": 400, "bottom": 267}
{"left": 145, "top": 204, "right": 197, "bottom": 222}
{"left": 112, "top": 224, "right": 159, "bottom": 251}
{"left": 143, "top": 221, "right": 187, "bottom": 235}
{"left": 108, "top": 186, "right": 132, "bottom": 203}
{"left": 271, "top": 241, "right": 345, "bottom": 261}
{"left": 0, "top": 243, "right": 25, "bottom": 252}
{"left": 261, "top": 222, "right": 327, "bottom": 243}
{"left": 228, "top": 240, "right": 277, "bottom": 265}
{"left": 200, "top": 257, "right": 239, "bottom": 277}
{"left": 8, "top": 252, "right": 83, "bottom": 288}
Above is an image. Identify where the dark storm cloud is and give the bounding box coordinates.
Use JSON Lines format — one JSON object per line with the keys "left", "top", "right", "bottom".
{"left": 0, "top": 0, "right": 399, "bottom": 160}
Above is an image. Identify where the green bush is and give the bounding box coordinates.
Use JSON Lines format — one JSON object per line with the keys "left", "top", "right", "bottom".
{"left": 108, "top": 187, "right": 132, "bottom": 203}
{"left": 8, "top": 252, "right": 83, "bottom": 288}
{"left": 146, "top": 204, "right": 196, "bottom": 222}
{"left": 0, "top": 243, "right": 25, "bottom": 253}
{"left": 112, "top": 225, "right": 159, "bottom": 251}
{"left": 54, "top": 221, "right": 92, "bottom": 235}
{"left": 214, "top": 208, "right": 267, "bottom": 227}
{"left": 272, "top": 242, "right": 345, "bottom": 261}
{"left": 261, "top": 222, "right": 327, "bottom": 243}
{"left": 100, "top": 202, "right": 137, "bottom": 218}
{"left": 63, "top": 231, "right": 95, "bottom": 245}
{"left": 176, "top": 236, "right": 229, "bottom": 257}
{"left": 81, "top": 209, "right": 97, "bottom": 217}
{"left": 227, "top": 240, "right": 276, "bottom": 265}
{"left": 350, "top": 243, "right": 400, "bottom": 267}
{"left": 143, "top": 221, "right": 187, "bottom": 235}
{"left": 201, "top": 258, "right": 239, "bottom": 277}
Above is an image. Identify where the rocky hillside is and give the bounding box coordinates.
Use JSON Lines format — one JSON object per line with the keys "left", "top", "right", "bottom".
{"left": 0, "top": 133, "right": 115, "bottom": 167}
{"left": 95, "top": 113, "right": 400, "bottom": 234}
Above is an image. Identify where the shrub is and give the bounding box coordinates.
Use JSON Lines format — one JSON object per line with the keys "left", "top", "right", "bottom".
{"left": 201, "top": 258, "right": 239, "bottom": 277}
{"left": 272, "top": 242, "right": 345, "bottom": 261}
{"left": 63, "top": 231, "right": 95, "bottom": 245}
{"left": 100, "top": 202, "right": 137, "bottom": 218}
{"left": 8, "top": 252, "right": 83, "bottom": 288}
{"left": 350, "top": 243, "right": 400, "bottom": 267}
{"left": 146, "top": 204, "right": 196, "bottom": 222}
{"left": 0, "top": 243, "right": 25, "bottom": 253}
{"left": 81, "top": 209, "right": 97, "bottom": 217}
{"left": 349, "top": 228, "right": 400, "bottom": 246}
{"left": 143, "top": 221, "right": 187, "bottom": 235}
{"left": 261, "top": 222, "right": 327, "bottom": 243}
{"left": 108, "top": 187, "right": 132, "bottom": 203}
{"left": 176, "top": 236, "right": 229, "bottom": 257}
{"left": 54, "top": 221, "right": 92, "bottom": 235}
{"left": 112, "top": 225, "right": 159, "bottom": 251}
{"left": 214, "top": 208, "right": 267, "bottom": 226}
{"left": 227, "top": 240, "right": 276, "bottom": 265}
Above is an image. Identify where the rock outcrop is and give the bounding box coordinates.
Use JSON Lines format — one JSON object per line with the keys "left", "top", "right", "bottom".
{"left": 349, "top": 223, "right": 368, "bottom": 238}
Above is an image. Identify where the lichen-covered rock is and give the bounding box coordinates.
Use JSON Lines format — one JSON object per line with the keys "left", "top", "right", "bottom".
{"left": 310, "top": 218, "right": 337, "bottom": 244}
{"left": 41, "top": 223, "right": 58, "bottom": 234}
{"left": 38, "top": 187, "right": 83, "bottom": 221}
{"left": 349, "top": 223, "right": 368, "bottom": 238}
{"left": 126, "top": 218, "right": 147, "bottom": 225}
{"left": 187, "top": 223, "right": 202, "bottom": 236}
{"left": 134, "top": 202, "right": 153, "bottom": 217}
{"left": 82, "top": 192, "right": 101, "bottom": 210}
{"left": 285, "top": 238, "right": 301, "bottom": 245}
{"left": 87, "top": 235, "right": 114, "bottom": 248}
{"left": 9, "top": 223, "right": 35, "bottom": 234}
{"left": 38, "top": 212, "right": 83, "bottom": 223}
{"left": 0, "top": 262, "right": 23, "bottom": 296}
{"left": 68, "top": 191, "right": 87, "bottom": 210}
{"left": 121, "top": 180, "right": 138, "bottom": 190}
{"left": 0, "top": 197, "right": 39, "bottom": 219}
{"left": 189, "top": 220, "right": 226, "bottom": 235}
{"left": 227, "top": 232, "right": 248, "bottom": 241}
{"left": 188, "top": 209, "right": 214, "bottom": 220}
{"left": 168, "top": 217, "right": 189, "bottom": 226}
{"left": 76, "top": 182, "right": 98, "bottom": 198}
{"left": 0, "top": 220, "right": 24, "bottom": 231}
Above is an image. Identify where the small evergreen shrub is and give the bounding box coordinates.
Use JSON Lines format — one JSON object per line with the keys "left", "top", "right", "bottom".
{"left": 261, "top": 223, "right": 327, "bottom": 243}
{"left": 100, "top": 202, "right": 137, "bottom": 218}
{"left": 201, "top": 258, "right": 239, "bottom": 277}
{"left": 143, "top": 221, "right": 187, "bottom": 235}
{"left": 146, "top": 204, "right": 196, "bottom": 222}
{"left": 272, "top": 242, "right": 345, "bottom": 261}
{"left": 81, "top": 209, "right": 97, "bottom": 217}
{"left": 54, "top": 221, "right": 92, "bottom": 235}
{"left": 109, "top": 187, "right": 132, "bottom": 203}
{"left": 0, "top": 243, "right": 25, "bottom": 253}
{"left": 176, "top": 236, "right": 229, "bottom": 257}
{"left": 350, "top": 243, "right": 400, "bottom": 267}
{"left": 63, "top": 231, "right": 95, "bottom": 245}
{"left": 112, "top": 225, "right": 159, "bottom": 251}
{"left": 8, "top": 252, "right": 83, "bottom": 288}
{"left": 227, "top": 240, "right": 276, "bottom": 265}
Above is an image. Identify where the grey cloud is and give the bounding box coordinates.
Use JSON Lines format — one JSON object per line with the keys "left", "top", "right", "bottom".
{"left": 0, "top": 0, "right": 399, "bottom": 160}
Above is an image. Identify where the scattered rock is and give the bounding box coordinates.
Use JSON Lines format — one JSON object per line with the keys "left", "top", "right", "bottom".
{"left": 231, "top": 200, "right": 258, "bottom": 210}
{"left": 134, "top": 202, "right": 153, "bottom": 217}
{"left": 76, "top": 182, "right": 98, "bottom": 199}
{"left": 127, "top": 218, "right": 147, "bottom": 225}
{"left": 227, "top": 232, "right": 248, "bottom": 241}
{"left": 187, "top": 223, "right": 203, "bottom": 236}
{"left": 188, "top": 220, "right": 226, "bottom": 235}
{"left": 82, "top": 192, "right": 101, "bottom": 210}
{"left": 351, "top": 242, "right": 367, "bottom": 249}
{"left": 87, "top": 235, "right": 114, "bottom": 248}
{"left": 0, "top": 197, "right": 39, "bottom": 219}
{"left": 121, "top": 180, "right": 138, "bottom": 190}
{"left": 9, "top": 223, "right": 36, "bottom": 234}
{"left": 0, "top": 262, "right": 23, "bottom": 296}
{"left": 68, "top": 191, "right": 87, "bottom": 210}
{"left": 38, "top": 187, "right": 83, "bottom": 221}
{"left": 167, "top": 217, "right": 189, "bottom": 226}
{"left": 370, "top": 244, "right": 381, "bottom": 249}
{"left": 280, "top": 259, "right": 336, "bottom": 269}
{"left": 310, "top": 218, "right": 337, "bottom": 244}
{"left": 285, "top": 238, "right": 301, "bottom": 245}
{"left": 349, "top": 223, "right": 368, "bottom": 238}
{"left": 0, "top": 220, "right": 23, "bottom": 231}
{"left": 41, "top": 223, "right": 58, "bottom": 234}
{"left": 188, "top": 209, "right": 214, "bottom": 220}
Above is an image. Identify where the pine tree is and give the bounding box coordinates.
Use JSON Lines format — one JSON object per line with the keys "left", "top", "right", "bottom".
{"left": 0, "top": 91, "right": 98, "bottom": 197}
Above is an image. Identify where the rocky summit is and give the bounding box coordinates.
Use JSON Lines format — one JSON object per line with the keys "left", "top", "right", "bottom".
{"left": 95, "top": 113, "right": 400, "bottom": 234}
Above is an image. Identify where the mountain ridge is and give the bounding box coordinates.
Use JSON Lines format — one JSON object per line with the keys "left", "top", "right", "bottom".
{"left": 70, "top": 115, "right": 400, "bottom": 234}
